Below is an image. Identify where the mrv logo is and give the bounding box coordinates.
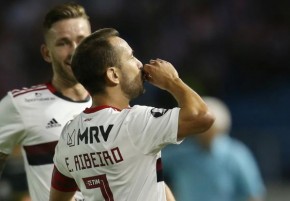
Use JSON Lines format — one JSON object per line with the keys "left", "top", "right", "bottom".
{"left": 67, "top": 125, "right": 113, "bottom": 146}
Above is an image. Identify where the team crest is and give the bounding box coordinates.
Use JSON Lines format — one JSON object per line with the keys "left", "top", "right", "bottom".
{"left": 150, "top": 108, "right": 168, "bottom": 118}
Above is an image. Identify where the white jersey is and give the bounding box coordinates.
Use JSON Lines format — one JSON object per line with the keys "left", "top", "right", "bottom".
{"left": 53, "top": 105, "right": 180, "bottom": 201}
{"left": 0, "top": 83, "right": 91, "bottom": 201}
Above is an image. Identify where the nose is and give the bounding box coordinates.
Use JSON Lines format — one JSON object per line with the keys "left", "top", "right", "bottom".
{"left": 72, "top": 42, "right": 78, "bottom": 50}
{"left": 68, "top": 42, "right": 78, "bottom": 59}
{"left": 68, "top": 42, "right": 78, "bottom": 57}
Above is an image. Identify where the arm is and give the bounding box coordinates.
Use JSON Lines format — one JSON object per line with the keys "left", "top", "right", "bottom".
{"left": 143, "top": 59, "right": 215, "bottom": 139}
{"left": 0, "top": 95, "right": 25, "bottom": 177}
{"left": 49, "top": 166, "right": 78, "bottom": 201}
{"left": 165, "top": 183, "right": 176, "bottom": 201}
{"left": 49, "top": 187, "right": 75, "bottom": 201}
{"left": 0, "top": 152, "right": 8, "bottom": 178}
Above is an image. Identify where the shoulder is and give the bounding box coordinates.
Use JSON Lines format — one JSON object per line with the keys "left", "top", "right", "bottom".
{"left": 226, "top": 137, "right": 252, "bottom": 155}
{"left": 0, "top": 84, "right": 45, "bottom": 109}
{"left": 128, "top": 105, "right": 178, "bottom": 117}
{"left": 0, "top": 83, "right": 53, "bottom": 113}
{"left": 221, "top": 136, "right": 257, "bottom": 165}
{"left": 122, "top": 105, "right": 152, "bottom": 119}
{"left": 128, "top": 105, "right": 152, "bottom": 111}
{"left": 10, "top": 83, "right": 48, "bottom": 98}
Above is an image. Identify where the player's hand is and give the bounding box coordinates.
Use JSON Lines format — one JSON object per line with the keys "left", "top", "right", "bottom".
{"left": 143, "top": 59, "right": 179, "bottom": 90}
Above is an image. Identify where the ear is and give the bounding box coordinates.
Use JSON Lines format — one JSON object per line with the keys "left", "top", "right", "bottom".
{"left": 40, "top": 44, "right": 52, "bottom": 63}
{"left": 106, "top": 67, "right": 120, "bottom": 85}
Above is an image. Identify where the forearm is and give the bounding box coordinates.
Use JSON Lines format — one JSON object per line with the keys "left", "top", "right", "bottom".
{"left": 167, "top": 78, "right": 207, "bottom": 114}
{"left": 143, "top": 59, "right": 214, "bottom": 138}
{"left": 49, "top": 187, "right": 75, "bottom": 201}
{"left": 167, "top": 78, "right": 214, "bottom": 138}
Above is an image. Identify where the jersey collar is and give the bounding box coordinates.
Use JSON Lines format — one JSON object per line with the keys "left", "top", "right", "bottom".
{"left": 46, "top": 82, "right": 91, "bottom": 103}
{"left": 84, "top": 105, "right": 122, "bottom": 114}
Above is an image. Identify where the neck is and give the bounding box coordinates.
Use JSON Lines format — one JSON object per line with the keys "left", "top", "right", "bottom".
{"left": 51, "top": 79, "right": 89, "bottom": 101}
{"left": 91, "top": 90, "right": 130, "bottom": 110}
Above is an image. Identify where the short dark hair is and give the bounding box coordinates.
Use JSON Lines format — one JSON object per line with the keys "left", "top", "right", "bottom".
{"left": 43, "top": 2, "right": 90, "bottom": 35}
{"left": 71, "top": 28, "right": 120, "bottom": 95}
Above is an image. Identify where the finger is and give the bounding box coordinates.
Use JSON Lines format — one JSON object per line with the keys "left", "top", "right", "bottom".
{"left": 143, "top": 63, "right": 154, "bottom": 70}
{"left": 156, "top": 58, "right": 165, "bottom": 63}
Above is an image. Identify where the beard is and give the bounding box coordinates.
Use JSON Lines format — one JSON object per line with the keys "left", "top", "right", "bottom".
{"left": 53, "top": 58, "right": 78, "bottom": 85}
{"left": 120, "top": 71, "right": 145, "bottom": 100}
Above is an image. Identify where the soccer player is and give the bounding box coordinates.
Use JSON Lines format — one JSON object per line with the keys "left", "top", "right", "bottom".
{"left": 49, "top": 28, "right": 215, "bottom": 201}
{"left": 0, "top": 3, "right": 92, "bottom": 201}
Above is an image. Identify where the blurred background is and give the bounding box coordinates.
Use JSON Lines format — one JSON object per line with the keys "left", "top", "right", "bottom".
{"left": 0, "top": 0, "right": 289, "bottom": 200}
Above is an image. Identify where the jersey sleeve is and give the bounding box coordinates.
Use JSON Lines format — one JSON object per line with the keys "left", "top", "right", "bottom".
{"left": 126, "top": 105, "right": 181, "bottom": 155}
{"left": 0, "top": 94, "right": 25, "bottom": 154}
{"left": 51, "top": 165, "right": 79, "bottom": 192}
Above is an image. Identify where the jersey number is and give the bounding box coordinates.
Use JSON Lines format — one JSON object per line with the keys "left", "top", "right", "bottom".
{"left": 83, "top": 174, "right": 114, "bottom": 200}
